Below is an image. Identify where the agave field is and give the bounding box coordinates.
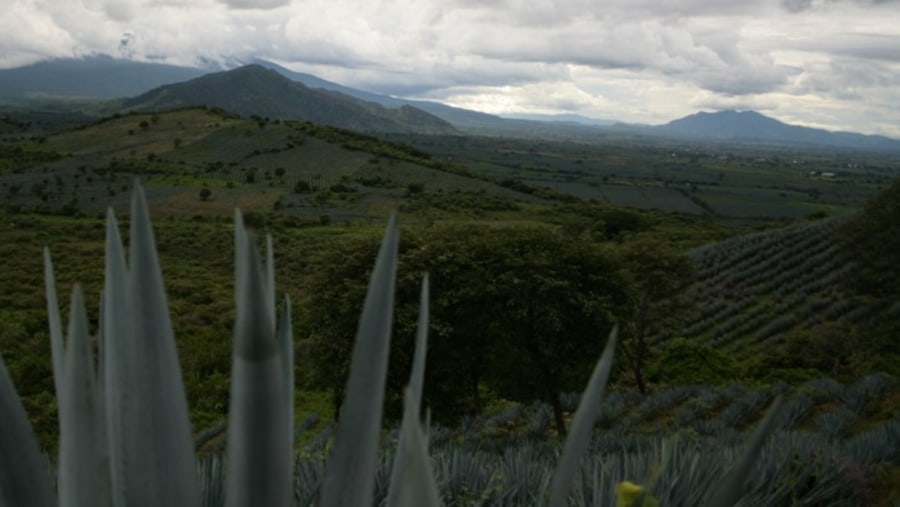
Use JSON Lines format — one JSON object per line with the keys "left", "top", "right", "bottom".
{"left": 1, "top": 185, "right": 898, "bottom": 506}
{"left": 676, "top": 218, "right": 900, "bottom": 351}
{"left": 191, "top": 375, "right": 900, "bottom": 506}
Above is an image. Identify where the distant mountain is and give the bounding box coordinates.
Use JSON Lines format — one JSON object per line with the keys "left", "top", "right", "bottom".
{"left": 499, "top": 113, "right": 617, "bottom": 126}
{"left": 249, "top": 59, "right": 508, "bottom": 130}
{"left": 121, "top": 65, "right": 457, "bottom": 134}
{"left": 0, "top": 55, "right": 205, "bottom": 99}
{"left": 655, "top": 110, "right": 900, "bottom": 152}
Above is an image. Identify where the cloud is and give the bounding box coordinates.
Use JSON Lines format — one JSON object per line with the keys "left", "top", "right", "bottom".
{"left": 0, "top": 0, "right": 899, "bottom": 136}
{"left": 216, "top": 0, "right": 292, "bottom": 9}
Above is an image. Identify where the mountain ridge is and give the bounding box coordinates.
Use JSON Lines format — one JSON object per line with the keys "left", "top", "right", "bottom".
{"left": 652, "top": 109, "right": 900, "bottom": 151}
{"left": 121, "top": 64, "right": 457, "bottom": 134}
{"left": 2, "top": 56, "right": 899, "bottom": 150}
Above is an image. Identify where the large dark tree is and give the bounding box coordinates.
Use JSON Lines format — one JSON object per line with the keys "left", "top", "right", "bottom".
{"left": 301, "top": 224, "right": 629, "bottom": 435}
{"left": 617, "top": 239, "right": 696, "bottom": 394}
{"left": 840, "top": 177, "right": 900, "bottom": 297}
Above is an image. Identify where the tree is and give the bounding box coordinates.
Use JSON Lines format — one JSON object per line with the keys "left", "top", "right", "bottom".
{"left": 617, "top": 239, "right": 696, "bottom": 394}
{"left": 302, "top": 224, "right": 629, "bottom": 436}
{"left": 199, "top": 188, "right": 212, "bottom": 201}
{"left": 840, "top": 177, "right": 900, "bottom": 297}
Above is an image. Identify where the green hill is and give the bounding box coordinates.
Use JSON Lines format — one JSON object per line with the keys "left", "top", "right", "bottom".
{"left": 121, "top": 65, "right": 456, "bottom": 134}
{"left": 0, "top": 107, "right": 536, "bottom": 221}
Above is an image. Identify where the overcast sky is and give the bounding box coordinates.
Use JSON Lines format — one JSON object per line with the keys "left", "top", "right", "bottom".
{"left": 2, "top": 0, "right": 899, "bottom": 137}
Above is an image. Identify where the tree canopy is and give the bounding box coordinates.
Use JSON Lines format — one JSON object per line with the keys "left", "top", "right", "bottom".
{"left": 301, "top": 223, "right": 695, "bottom": 435}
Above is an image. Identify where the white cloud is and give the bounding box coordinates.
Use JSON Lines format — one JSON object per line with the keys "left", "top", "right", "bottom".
{"left": 0, "top": 0, "right": 899, "bottom": 136}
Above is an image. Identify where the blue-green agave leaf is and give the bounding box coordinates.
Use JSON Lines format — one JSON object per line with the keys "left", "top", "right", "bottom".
{"left": 106, "top": 183, "right": 201, "bottom": 506}
{"left": 277, "top": 294, "right": 294, "bottom": 432}
{"left": 265, "top": 235, "right": 276, "bottom": 329}
{"left": 58, "top": 285, "right": 112, "bottom": 507}
{"left": 225, "top": 216, "right": 292, "bottom": 507}
{"left": 43, "top": 248, "right": 65, "bottom": 400}
{"left": 705, "top": 394, "right": 784, "bottom": 507}
{"left": 320, "top": 215, "right": 399, "bottom": 507}
{"left": 102, "top": 208, "right": 131, "bottom": 507}
{"left": 385, "top": 388, "right": 442, "bottom": 507}
{"left": 387, "top": 275, "right": 433, "bottom": 505}
{"left": 0, "top": 353, "right": 56, "bottom": 507}
{"left": 548, "top": 325, "right": 619, "bottom": 507}
{"left": 409, "top": 275, "right": 430, "bottom": 412}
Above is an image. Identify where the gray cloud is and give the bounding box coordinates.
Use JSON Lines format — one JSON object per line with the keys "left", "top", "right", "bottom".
{"left": 216, "top": 0, "right": 292, "bottom": 9}
{"left": 1, "top": 0, "right": 899, "bottom": 136}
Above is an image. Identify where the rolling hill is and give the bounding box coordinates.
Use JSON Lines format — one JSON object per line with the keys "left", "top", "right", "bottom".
{"left": 120, "top": 65, "right": 457, "bottom": 134}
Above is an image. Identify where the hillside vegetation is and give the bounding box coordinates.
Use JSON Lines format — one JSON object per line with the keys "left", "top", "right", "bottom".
{"left": 0, "top": 104, "right": 898, "bottom": 503}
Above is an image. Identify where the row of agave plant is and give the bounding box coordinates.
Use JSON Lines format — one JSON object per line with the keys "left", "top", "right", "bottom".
{"left": 0, "top": 183, "right": 785, "bottom": 506}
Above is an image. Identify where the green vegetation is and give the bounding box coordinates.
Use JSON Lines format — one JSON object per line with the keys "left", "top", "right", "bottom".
{"left": 0, "top": 105, "right": 898, "bottom": 504}
{"left": 4, "top": 187, "right": 895, "bottom": 506}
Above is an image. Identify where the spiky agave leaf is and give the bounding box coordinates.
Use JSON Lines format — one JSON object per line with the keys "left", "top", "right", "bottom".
{"left": 58, "top": 285, "right": 112, "bottom": 507}
{"left": 320, "top": 215, "right": 399, "bottom": 507}
{"left": 277, "top": 294, "right": 294, "bottom": 432}
{"left": 548, "top": 325, "right": 619, "bottom": 507}
{"left": 409, "top": 275, "right": 430, "bottom": 412}
{"left": 102, "top": 208, "right": 130, "bottom": 507}
{"left": 103, "top": 183, "right": 201, "bottom": 506}
{"left": 705, "top": 394, "right": 784, "bottom": 507}
{"left": 385, "top": 388, "right": 442, "bottom": 507}
{"left": 386, "top": 275, "right": 435, "bottom": 506}
{"left": 0, "top": 353, "right": 56, "bottom": 507}
{"left": 224, "top": 216, "right": 292, "bottom": 507}
{"left": 267, "top": 236, "right": 294, "bottom": 431}
{"left": 43, "top": 248, "right": 65, "bottom": 400}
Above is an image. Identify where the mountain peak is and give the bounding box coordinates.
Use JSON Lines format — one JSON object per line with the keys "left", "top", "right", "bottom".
{"left": 122, "top": 64, "right": 456, "bottom": 134}
{"left": 656, "top": 109, "right": 900, "bottom": 151}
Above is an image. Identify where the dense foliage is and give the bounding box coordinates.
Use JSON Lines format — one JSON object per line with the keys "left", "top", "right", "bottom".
{"left": 301, "top": 224, "right": 695, "bottom": 435}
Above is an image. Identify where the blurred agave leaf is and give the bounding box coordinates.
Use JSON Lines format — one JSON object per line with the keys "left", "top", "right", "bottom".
{"left": 0, "top": 354, "right": 57, "bottom": 507}
{"left": 320, "top": 215, "right": 399, "bottom": 507}
{"left": 58, "top": 285, "right": 112, "bottom": 507}
{"left": 103, "top": 183, "right": 200, "bottom": 506}
{"left": 277, "top": 294, "right": 294, "bottom": 432}
{"left": 102, "top": 208, "right": 130, "bottom": 507}
{"left": 548, "top": 325, "right": 619, "bottom": 507}
{"left": 387, "top": 276, "right": 435, "bottom": 506}
{"left": 409, "top": 275, "right": 430, "bottom": 412}
{"left": 386, "top": 388, "right": 442, "bottom": 507}
{"left": 225, "top": 215, "right": 292, "bottom": 507}
{"left": 705, "top": 394, "right": 784, "bottom": 507}
{"left": 43, "top": 248, "right": 64, "bottom": 400}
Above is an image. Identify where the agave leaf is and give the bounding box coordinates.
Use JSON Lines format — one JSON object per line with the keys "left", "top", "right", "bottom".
{"left": 106, "top": 183, "right": 200, "bottom": 506}
{"left": 265, "top": 234, "right": 276, "bottom": 329}
{"left": 548, "top": 325, "right": 619, "bottom": 507}
{"left": 385, "top": 388, "right": 442, "bottom": 507}
{"left": 102, "top": 208, "right": 131, "bottom": 507}
{"left": 705, "top": 394, "right": 784, "bottom": 507}
{"left": 43, "top": 248, "right": 65, "bottom": 400}
{"left": 58, "top": 285, "right": 112, "bottom": 507}
{"left": 387, "top": 275, "right": 432, "bottom": 504}
{"left": 277, "top": 294, "right": 294, "bottom": 432}
{"left": 0, "top": 354, "right": 56, "bottom": 507}
{"left": 409, "top": 275, "right": 430, "bottom": 412}
{"left": 225, "top": 217, "right": 292, "bottom": 507}
{"left": 320, "top": 215, "right": 399, "bottom": 507}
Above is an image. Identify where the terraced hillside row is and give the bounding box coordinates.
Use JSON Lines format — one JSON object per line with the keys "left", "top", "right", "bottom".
{"left": 673, "top": 218, "right": 900, "bottom": 352}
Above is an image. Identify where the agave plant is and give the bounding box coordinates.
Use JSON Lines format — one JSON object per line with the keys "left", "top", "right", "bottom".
{"left": 0, "top": 183, "right": 787, "bottom": 507}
